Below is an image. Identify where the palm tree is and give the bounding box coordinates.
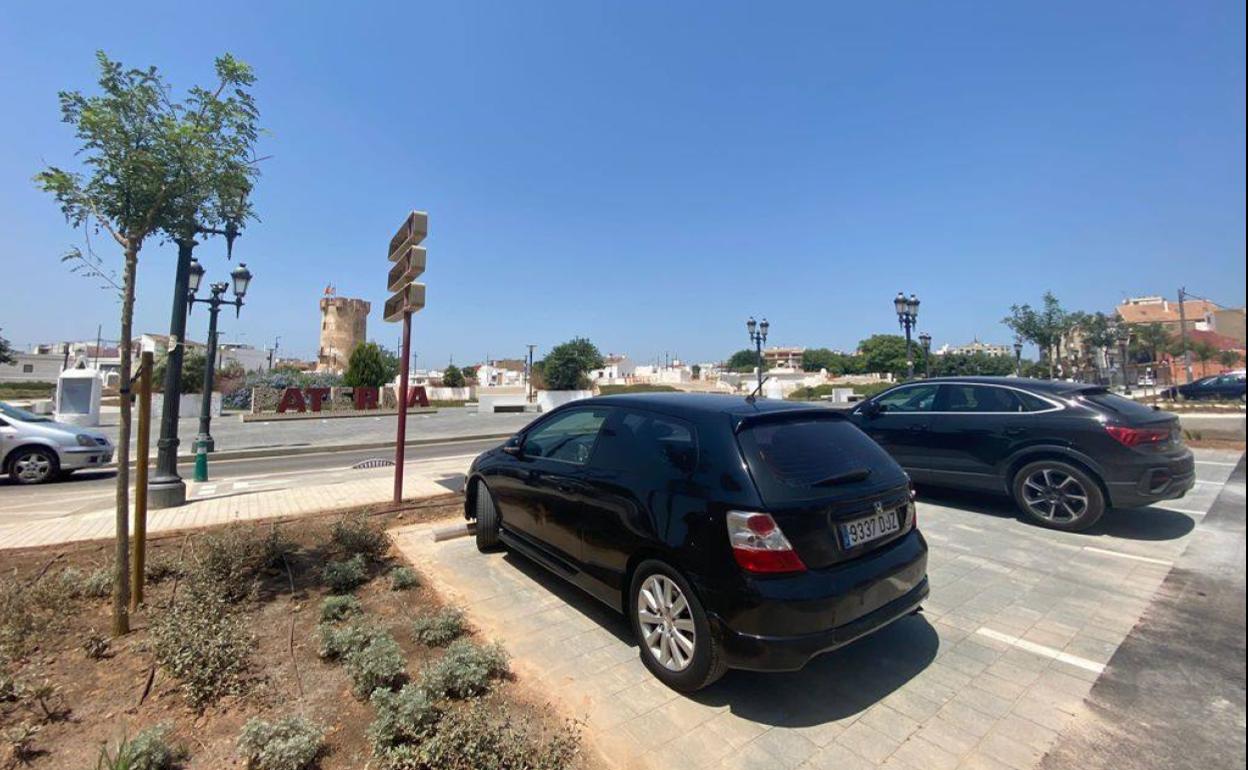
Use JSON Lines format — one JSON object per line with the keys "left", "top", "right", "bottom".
{"left": 1132, "top": 323, "right": 1171, "bottom": 364}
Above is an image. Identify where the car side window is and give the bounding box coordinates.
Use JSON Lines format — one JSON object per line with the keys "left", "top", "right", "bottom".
{"left": 591, "top": 409, "right": 699, "bottom": 475}
{"left": 521, "top": 408, "right": 609, "bottom": 465}
{"left": 876, "top": 384, "right": 939, "bottom": 413}
{"left": 1013, "top": 390, "right": 1055, "bottom": 412}
{"left": 940, "top": 385, "right": 1023, "bottom": 413}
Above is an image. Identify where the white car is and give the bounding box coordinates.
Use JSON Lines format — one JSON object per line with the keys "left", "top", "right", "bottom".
{"left": 0, "top": 401, "right": 114, "bottom": 484}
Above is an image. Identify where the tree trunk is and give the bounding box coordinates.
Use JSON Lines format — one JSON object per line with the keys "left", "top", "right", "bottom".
{"left": 112, "top": 242, "right": 139, "bottom": 636}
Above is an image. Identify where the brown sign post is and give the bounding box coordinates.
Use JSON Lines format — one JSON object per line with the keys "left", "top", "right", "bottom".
{"left": 385, "top": 211, "right": 428, "bottom": 504}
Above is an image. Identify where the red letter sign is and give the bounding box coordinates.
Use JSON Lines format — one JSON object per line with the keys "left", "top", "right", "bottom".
{"left": 406, "top": 385, "right": 430, "bottom": 408}
{"left": 306, "top": 387, "right": 330, "bottom": 412}
{"left": 277, "top": 388, "right": 306, "bottom": 413}
{"left": 354, "top": 386, "right": 379, "bottom": 410}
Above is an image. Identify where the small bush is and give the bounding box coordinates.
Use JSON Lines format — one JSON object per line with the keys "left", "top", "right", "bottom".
{"left": 320, "top": 595, "right": 363, "bottom": 623}
{"left": 322, "top": 554, "right": 368, "bottom": 593}
{"left": 4, "top": 723, "right": 40, "bottom": 765}
{"left": 189, "top": 527, "right": 263, "bottom": 603}
{"left": 260, "top": 525, "right": 299, "bottom": 570}
{"left": 83, "top": 629, "right": 110, "bottom": 660}
{"left": 0, "top": 672, "right": 18, "bottom": 702}
{"left": 151, "top": 593, "right": 253, "bottom": 709}
{"left": 316, "top": 621, "right": 382, "bottom": 661}
{"left": 346, "top": 633, "right": 406, "bottom": 697}
{"left": 237, "top": 715, "right": 325, "bottom": 770}
{"left": 145, "top": 555, "right": 185, "bottom": 585}
{"left": 95, "top": 723, "right": 188, "bottom": 770}
{"left": 368, "top": 685, "right": 442, "bottom": 767}
{"left": 411, "top": 608, "right": 464, "bottom": 647}
{"left": 82, "top": 566, "right": 114, "bottom": 599}
{"left": 389, "top": 566, "right": 419, "bottom": 591}
{"left": 329, "top": 514, "right": 389, "bottom": 561}
{"left": 418, "top": 700, "right": 581, "bottom": 770}
{"left": 418, "top": 640, "right": 509, "bottom": 700}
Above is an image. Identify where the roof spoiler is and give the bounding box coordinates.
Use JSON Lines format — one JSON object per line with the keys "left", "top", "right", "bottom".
{"left": 733, "top": 408, "right": 847, "bottom": 435}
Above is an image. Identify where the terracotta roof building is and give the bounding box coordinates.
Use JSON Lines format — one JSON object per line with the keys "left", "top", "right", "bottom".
{"left": 1115, "top": 296, "right": 1220, "bottom": 329}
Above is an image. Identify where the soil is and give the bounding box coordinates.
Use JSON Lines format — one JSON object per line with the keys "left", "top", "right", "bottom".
{"left": 0, "top": 495, "right": 590, "bottom": 770}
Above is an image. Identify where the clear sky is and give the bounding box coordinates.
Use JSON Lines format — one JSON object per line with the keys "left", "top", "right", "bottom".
{"left": 1, "top": 1, "right": 1243, "bottom": 366}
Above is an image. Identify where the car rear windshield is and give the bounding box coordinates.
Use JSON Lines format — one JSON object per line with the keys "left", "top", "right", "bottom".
{"left": 1077, "top": 389, "right": 1161, "bottom": 419}
{"left": 737, "top": 416, "right": 905, "bottom": 503}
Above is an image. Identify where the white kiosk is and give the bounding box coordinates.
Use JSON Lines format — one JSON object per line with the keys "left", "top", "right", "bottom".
{"left": 55, "top": 367, "right": 103, "bottom": 427}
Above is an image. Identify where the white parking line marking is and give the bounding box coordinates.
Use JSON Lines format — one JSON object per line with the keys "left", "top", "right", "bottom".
{"left": 1194, "top": 460, "right": 1240, "bottom": 468}
{"left": 1082, "top": 546, "right": 1174, "bottom": 566}
{"left": 953, "top": 524, "right": 985, "bottom": 533}
{"left": 1153, "top": 505, "right": 1208, "bottom": 517}
{"left": 1193, "top": 479, "right": 1225, "bottom": 486}
{"left": 976, "top": 627, "right": 1106, "bottom": 674}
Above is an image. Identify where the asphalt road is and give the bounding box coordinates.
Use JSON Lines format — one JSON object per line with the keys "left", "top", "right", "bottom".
{"left": 0, "top": 436, "right": 502, "bottom": 526}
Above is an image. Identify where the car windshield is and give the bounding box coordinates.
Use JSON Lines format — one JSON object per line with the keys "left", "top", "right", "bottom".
{"left": 0, "top": 402, "right": 53, "bottom": 423}
{"left": 737, "top": 416, "right": 904, "bottom": 503}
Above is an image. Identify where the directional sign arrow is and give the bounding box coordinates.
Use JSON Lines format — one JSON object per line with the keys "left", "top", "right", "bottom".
{"left": 384, "top": 282, "right": 426, "bottom": 322}
{"left": 387, "top": 245, "right": 427, "bottom": 292}
{"left": 388, "top": 211, "right": 428, "bottom": 262}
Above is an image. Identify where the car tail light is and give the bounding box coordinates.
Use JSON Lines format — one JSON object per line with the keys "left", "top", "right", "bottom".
{"left": 1105, "top": 425, "right": 1170, "bottom": 447}
{"left": 726, "top": 511, "right": 806, "bottom": 574}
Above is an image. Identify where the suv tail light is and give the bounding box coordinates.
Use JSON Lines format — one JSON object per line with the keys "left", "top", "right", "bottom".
{"left": 726, "top": 511, "right": 806, "bottom": 574}
{"left": 1105, "top": 425, "right": 1170, "bottom": 447}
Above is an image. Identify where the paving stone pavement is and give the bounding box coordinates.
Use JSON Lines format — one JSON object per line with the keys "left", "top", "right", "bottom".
{"left": 390, "top": 448, "right": 1243, "bottom": 770}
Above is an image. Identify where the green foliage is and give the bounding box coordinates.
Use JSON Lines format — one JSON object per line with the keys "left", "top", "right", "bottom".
{"left": 150, "top": 589, "right": 253, "bottom": 709}
{"left": 857, "top": 334, "right": 927, "bottom": 379}
{"left": 1131, "top": 322, "right": 1172, "bottom": 363}
{"left": 412, "top": 608, "right": 465, "bottom": 647}
{"left": 0, "top": 330, "right": 14, "bottom": 366}
{"left": 237, "top": 716, "right": 325, "bottom": 770}
{"left": 329, "top": 513, "right": 390, "bottom": 561}
{"left": 928, "top": 352, "right": 1017, "bottom": 377}
{"left": 725, "top": 349, "right": 760, "bottom": 372}
{"left": 596, "top": 383, "right": 678, "bottom": 395}
{"left": 145, "top": 554, "right": 185, "bottom": 584}
{"left": 95, "top": 723, "right": 188, "bottom": 770}
{"left": 82, "top": 566, "right": 115, "bottom": 598}
{"left": 800, "top": 347, "right": 864, "bottom": 375}
{"left": 368, "top": 684, "right": 443, "bottom": 767}
{"left": 540, "top": 338, "right": 604, "bottom": 390}
{"left": 442, "top": 364, "right": 466, "bottom": 388}
{"left": 1003, "top": 291, "right": 1072, "bottom": 376}
{"left": 320, "top": 595, "right": 363, "bottom": 622}
{"left": 152, "top": 351, "right": 206, "bottom": 394}
{"left": 316, "top": 621, "right": 382, "bottom": 661}
{"left": 1219, "top": 350, "right": 1242, "bottom": 369}
{"left": 188, "top": 526, "right": 263, "bottom": 603}
{"left": 417, "top": 700, "right": 581, "bottom": 770}
{"left": 418, "top": 640, "right": 509, "bottom": 700}
{"left": 344, "top": 342, "right": 399, "bottom": 388}
{"left": 346, "top": 633, "right": 407, "bottom": 697}
{"left": 323, "top": 554, "right": 369, "bottom": 593}
{"left": 259, "top": 524, "right": 298, "bottom": 570}
{"left": 389, "top": 566, "right": 419, "bottom": 591}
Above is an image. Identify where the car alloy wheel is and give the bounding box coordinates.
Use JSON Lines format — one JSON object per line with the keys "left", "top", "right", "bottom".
{"left": 12, "top": 449, "right": 55, "bottom": 484}
{"left": 637, "top": 574, "right": 696, "bottom": 672}
{"left": 1020, "top": 467, "right": 1088, "bottom": 523}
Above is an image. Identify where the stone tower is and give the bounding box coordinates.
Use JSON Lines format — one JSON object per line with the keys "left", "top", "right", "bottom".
{"left": 317, "top": 296, "right": 371, "bottom": 373}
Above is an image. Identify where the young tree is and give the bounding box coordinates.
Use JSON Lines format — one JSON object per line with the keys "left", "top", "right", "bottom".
{"left": 343, "top": 342, "right": 397, "bottom": 388}
{"left": 0, "top": 330, "right": 14, "bottom": 365}
{"left": 725, "top": 349, "right": 759, "bottom": 372}
{"left": 1190, "top": 341, "right": 1219, "bottom": 373}
{"left": 442, "top": 364, "right": 466, "bottom": 388}
{"left": 801, "top": 348, "right": 841, "bottom": 373}
{"left": 541, "top": 337, "right": 604, "bottom": 390}
{"left": 36, "top": 53, "right": 182, "bottom": 635}
{"left": 1131, "top": 322, "right": 1171, "bottom": 363}
{"left": 1004, "top": 291, "right": 1070, "bottom": 378}
{"left": 857, "top": 334, "right": 925, "bottom": 379}
{"left": 1218, "top": 350, "right": 1242, "bottom": 370}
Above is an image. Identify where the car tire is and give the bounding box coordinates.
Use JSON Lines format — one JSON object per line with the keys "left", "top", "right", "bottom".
{"left": 473, "top": 479, "right": 502, "bottom": 552}
{"left": 628, "top": 560, "right": 726, "bottom": 692}
{"left": 8, "top": 447, "right": 59, "bottom": 485}
{"left": 1012, "top": 460, "right": 1105, "bottom": 532}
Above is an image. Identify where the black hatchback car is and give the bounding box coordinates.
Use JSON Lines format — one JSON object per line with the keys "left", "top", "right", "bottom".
{"left": 465, "top": 394, "right": 928, "bottom": 691}
{"left": 1164, "top": 372, "right": 1246, "bottom": 402}
{"left": 847, "top": 377, "right": 1196, "bottom": 531}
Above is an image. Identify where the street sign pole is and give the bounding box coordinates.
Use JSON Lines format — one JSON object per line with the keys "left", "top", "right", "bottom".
{"left": 385, "top": 211, "right": 429, "bottom": 506}
{"left": 395, "top": 310, "right": 411, "bottom": 504}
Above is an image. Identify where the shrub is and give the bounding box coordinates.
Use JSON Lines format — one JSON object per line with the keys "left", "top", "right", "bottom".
{"left": 368, "top": 685, "right": 442, "bottom": 768}
{"left": 345, "top": 633, "right": 406, "bottom": 697}
{"left": 388, "top": 566, "right": 419, "bottom": 591}
{"left": 151, "top": 593, "right": 253, "bottom": 710}
{"left": 418, "top": 700, "right": 581, "bottom": 770}
{"left": 322, "top": 554, "right": 368, "bottom": 593}
{"left": 260, "top": 525, "right": 299, "bottom": 570}
{"left": 411, "top": 608, "right": 464, "bottom": 647}
{"left": 237, "top": 715, "right": 325, "bottom": 770}
{"left": 189, "top": 527, "right": 262, "bottom": 603}
{"left": 95, "top": 723, "right": 188, "bottom": 770}
{"left": 83, "top": 629, "right": 110, "bottom": 660}
{"left": 145, "top": 555, "right": 185, "bottom": 585}
{"left": 418, "top": 640, "right": 509, "bottom": 700}
{"left": 329, "top": 514, "right": 389, "bottom": 561}
{"left": 4, "top": 723, "right": 40, "bottom": 765}
{"left": 316, "top": 621, "right": 382, "bottom": 661}
{"left": 320, "top": 595, "right": 362, "bottom": 623}
{"left": 82, "top": 566, "right": 115, "bottom": 599}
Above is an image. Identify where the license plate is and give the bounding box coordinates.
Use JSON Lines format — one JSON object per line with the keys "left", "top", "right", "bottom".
{"left": 840, "top": 507, "right": 900, "bottom": 549}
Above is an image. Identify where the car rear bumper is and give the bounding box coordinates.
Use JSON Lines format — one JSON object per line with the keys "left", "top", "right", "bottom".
{"left": 1105, "top": 449, "right": 1196, "bottom": 508}
{"left": 703, "top": 529, "right": 929, "bottom": 672}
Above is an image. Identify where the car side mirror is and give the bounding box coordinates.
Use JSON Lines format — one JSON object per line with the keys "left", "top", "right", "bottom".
{"left": 862, "top": 401, "right": 883, "bottom": 418}
{"left": 502, "top": 436, "right": 523, "bottom": 457}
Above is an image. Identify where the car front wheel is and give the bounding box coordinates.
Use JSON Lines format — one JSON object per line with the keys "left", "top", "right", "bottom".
{"left": 1012, "top": 460, "right": 1105, "bottom": 531}
{"left": 473, "top": 479, "right": 501, "bottom": 551}
{"left": 629, "top": 560, "right": 726, "bottom": 692}
{"left": 9, "top": 447, "right": 59, "bottom": 485}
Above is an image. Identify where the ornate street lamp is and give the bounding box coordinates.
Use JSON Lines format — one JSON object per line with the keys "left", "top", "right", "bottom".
{"left": 894, "top": 292, "right": 920, "bottom": 379}
{"left": 747, "top": 316, "right": 769, "bottom": 393}
{"left": 189, "top": 263, "right": 253, "bottom": 454}
{"left": 1013, "top": 336, "right": 1024, "bottom": 377}
{"left": 1116, "top": 323, "right": 1132, "bottom": 395}
{"left": 918, "top": 332, "right": 932, "bottom": 378}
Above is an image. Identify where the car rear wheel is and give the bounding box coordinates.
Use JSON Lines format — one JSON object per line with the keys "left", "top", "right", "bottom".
{"left": 1012, "top": 460, "right": 1105, "bottom": 532}
{"left": 629, "top": 560, "right": 726, "bottom": 692}
{"left": 9, "top": 447, "right": 59, "bottom": 485}
{"left": 473, "top": 479, "right": 502, "bottom": 551}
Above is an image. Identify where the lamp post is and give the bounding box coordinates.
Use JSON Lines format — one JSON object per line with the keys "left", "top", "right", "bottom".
{"left": 1013, "top": 336, "right": 1024, "bottom": 377}
{"left": 894, "top": 292, "right": 920, "bottom": 380}
{"left": 1116, "top": 324, "right": 1132, "bottom": 395}
{"left": 918, "top": 332, "right": 932, "bottom": 378}
{"left": 188, "top": 261, "right": 252, "bottom": 453}
{"left": 746, "top": 316, "right": 769, "bottom": 393}
{"left": 148, "top": 239, "right": 199, "bottom": 509}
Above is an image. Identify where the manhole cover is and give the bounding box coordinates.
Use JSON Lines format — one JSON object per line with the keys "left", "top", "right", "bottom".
{"left": 352, "top": 458, "right": 396, "bottom": 470}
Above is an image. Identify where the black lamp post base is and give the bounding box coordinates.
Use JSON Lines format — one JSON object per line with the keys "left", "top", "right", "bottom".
{"left": 148, "top": 476, "right": 187, "bottom": 509}
{"left": 194, "top": 433, "right": 215, "bottom": 454}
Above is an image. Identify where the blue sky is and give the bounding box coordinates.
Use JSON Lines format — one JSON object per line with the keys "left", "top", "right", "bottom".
{"left": 1, "top": 1, "right": 1243, "bottom": 365}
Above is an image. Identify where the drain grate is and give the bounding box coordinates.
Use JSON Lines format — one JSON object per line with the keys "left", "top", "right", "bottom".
{"left": 352, "top": 457, "right": 396, "bottom": 470}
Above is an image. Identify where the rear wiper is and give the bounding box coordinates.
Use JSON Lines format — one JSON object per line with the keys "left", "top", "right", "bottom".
{"left": 812, "top": 468, "right": 872, "bottom": 486}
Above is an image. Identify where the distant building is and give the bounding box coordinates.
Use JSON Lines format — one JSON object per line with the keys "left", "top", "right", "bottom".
{"left": 317, "top": 295, "right": 370, "bottom": 374}
{"left": 1115, "top": 295, "right": 1221, "bottom": 332}
{"left": 1203, "top": 308, "right": 1246, "bottom": 345}
{"left": 762, "top": 346, "right": 804, "bottom": 369}
{"left": 477, "top": 358, "right": 526, "bottom": 388}
{"left": 938, "top": 339, "right": 1012, "bottom": 357}
{"left": 217, "top": 343, "right": 270, "bottom": 372}
{"left": 589, "top": 354, "right": 636, "bottom": 385}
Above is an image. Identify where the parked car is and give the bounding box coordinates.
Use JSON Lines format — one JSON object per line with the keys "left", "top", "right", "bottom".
{"left": 465, "top": 393, "right": 928, "bottom": 691}
{"left": 1163, "top": 373, "right": 1246, "bottom": 402}
{"left": 0, "top": 401, "right": 114, "bottom": 484}
{"left": 847, "top": 377, "right": 1195, "bottom": 531}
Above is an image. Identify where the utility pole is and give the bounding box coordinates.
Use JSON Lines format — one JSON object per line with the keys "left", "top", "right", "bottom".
{"left": 268, "top": 335, "right": 280, "bottom": 370}
{"left": 1176, "top": 287, "right": 1194, "bottom": 384}
{"left": 526, "top": 344, "right": 537, "bottom": 403}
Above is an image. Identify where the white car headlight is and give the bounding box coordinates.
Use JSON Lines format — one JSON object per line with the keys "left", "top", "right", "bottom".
{"left": 76, "top": 434, "right": 97, "bottom": 447}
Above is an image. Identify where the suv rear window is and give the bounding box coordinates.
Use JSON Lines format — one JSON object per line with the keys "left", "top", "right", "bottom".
{"left": 1077, "top": 389, "right": 1159, "bottom": 419}
{"left": 737, "top": 416, "right": 905, "bottom": 503}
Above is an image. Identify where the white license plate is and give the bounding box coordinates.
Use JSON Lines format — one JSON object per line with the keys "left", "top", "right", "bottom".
{"left": 840, "top": 508, "right": 900, "bottom": 549}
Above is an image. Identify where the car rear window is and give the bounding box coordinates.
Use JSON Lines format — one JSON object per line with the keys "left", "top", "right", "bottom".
{"left": 1077, "top": 389, "right": 1159, "bottom": 419}
{"left": 737, "top": 416, "right": 905, "bottom": 503}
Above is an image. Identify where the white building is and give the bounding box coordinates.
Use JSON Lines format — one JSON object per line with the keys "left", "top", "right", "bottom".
{"left": 938, "top": 339, "right": 1012, "bottom": 358}
{"left": 218, "top": 343, "right": 270, "bottom": 372}
{"left": 589, "top": 355, "right": 637, "bottom": 385}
